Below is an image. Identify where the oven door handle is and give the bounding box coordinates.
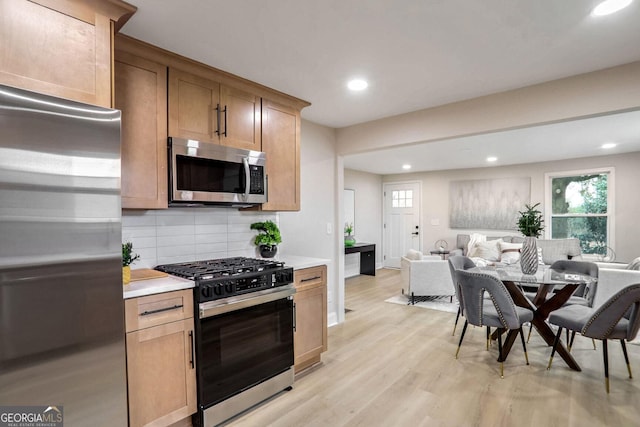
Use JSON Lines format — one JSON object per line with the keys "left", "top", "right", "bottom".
{"left": 200, "top": 286, "right": 296, "bottom": 319}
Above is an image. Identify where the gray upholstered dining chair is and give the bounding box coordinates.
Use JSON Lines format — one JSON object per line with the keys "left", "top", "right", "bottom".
{"left": 454, "top": 269, "right": 534, "bottom": 378}
{"left": 447, "top": 255, "right": 476, "bottom": 336}
{"left": 526, "top": 259, "right": 599, "bottom": 347}
{"left": 547, "top": 283, "right": 640, "bottom": 393}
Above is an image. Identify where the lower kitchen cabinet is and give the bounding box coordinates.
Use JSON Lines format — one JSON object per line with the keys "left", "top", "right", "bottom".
{"left": 125, "top": 290, "right": 196, "bottom": 427}
{"left": 293, "top": 265, "right": 328, "bottom": 373}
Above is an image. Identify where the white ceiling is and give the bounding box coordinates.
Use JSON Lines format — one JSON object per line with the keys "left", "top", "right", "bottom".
{"left": 121, "top": 0, "right": 640, "bottom": 173}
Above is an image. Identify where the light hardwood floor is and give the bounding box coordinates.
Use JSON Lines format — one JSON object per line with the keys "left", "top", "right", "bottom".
{"left": 228, "top": 268, "right": 640, "bottom": 426}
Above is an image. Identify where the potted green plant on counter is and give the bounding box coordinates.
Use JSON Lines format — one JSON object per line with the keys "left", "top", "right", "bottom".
{"left": 122, "top": 242, "right": 140, "bottom": 285}
{"left": 344, "top": 222, "right": 356, "bottom": 247}
{"left": 250, "top": 220, "right": 282, "bottom": 258}
{"left": 517, "top": 203, "right": 544, "bottom": 275}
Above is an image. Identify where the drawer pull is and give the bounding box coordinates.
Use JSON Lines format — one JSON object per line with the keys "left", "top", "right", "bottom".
{"left": 140, "top": 304, "right": 184, "bottom": 317}
{"left": 300, "top": 276, "right": 322, "bottom": 283}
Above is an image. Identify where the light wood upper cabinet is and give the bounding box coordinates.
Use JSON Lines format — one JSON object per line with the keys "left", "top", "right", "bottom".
{"left": 115, "top": 52, "right": 168, "bottom": 209}
{"left": 125, "top": 290, "right": 196, "bottom": 427}
{"left": 0, "top": 0, "right": 135, "bottom": 108}
{"left": 293, "top": 265, "right": 328, "bottom": 373}
{"left": 169, "top": 68, "right": 261, "bottom": 150}
{"left": 261, "top": 99, "right": 301, "bottom": 211}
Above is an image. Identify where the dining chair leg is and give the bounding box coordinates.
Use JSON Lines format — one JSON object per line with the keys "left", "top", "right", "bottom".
{"left": 455, "top": 320, "right": 468, "bottom": 359}
{"left": 620, "top": 339, "right": 633, "bottom": 379}
{"left": 452, "top": 306, "right": 461, "bottom": 336}
{"left": 592, "top": 339, "right": 597, "bottom": 350}
{"left": 526, "top": 322, "right": 533, "bottom": 343}
{"left": 486, "top": 326, "right": 491, "bottom": 351}
{"left": 519, "top": 327, "right": 529, "bottom": 365}
{"left": 568, "top": 331, "right": 576, "bottom": 352}
{"left": 497, "top": 328, "right": 504, "bottom": 378}
{"left": 603, "top": 339, "right": 610, "bottom": 393}
{"left": 547, "top": 327, "right": 564, "bottom": 370}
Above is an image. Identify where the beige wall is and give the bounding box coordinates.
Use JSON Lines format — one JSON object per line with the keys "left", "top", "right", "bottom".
{"left": 383, "top": 151, "right": 640, "bottom": 263}
{"left": 336, "top": 61, "right": 640, "bottom": 155}
{"left": 344, "top": 169, "right": 383, "bottom": 266}
{"left": 279, "top": 120, "right": 340, "bottom": 324}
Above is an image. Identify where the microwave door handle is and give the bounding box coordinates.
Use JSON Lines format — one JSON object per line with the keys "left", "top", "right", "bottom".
{"left": 243, "top": 157, "right": 250, "bottom": 200}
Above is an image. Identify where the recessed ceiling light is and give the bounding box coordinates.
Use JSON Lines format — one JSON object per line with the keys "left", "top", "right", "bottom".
{"left": 602, "top": 142, "right": 617, "bottom": 149}
{"left": 591, "top": 0, "right": 633, "bottom": 16}
{"left": 347, "top": 79, "right": 368, "bottom": 91}
{"left": 402, "top": 164, "right": 411, "bottom": 170}
{"left": 486, "top": 156, "right": 498, "bottom": 162}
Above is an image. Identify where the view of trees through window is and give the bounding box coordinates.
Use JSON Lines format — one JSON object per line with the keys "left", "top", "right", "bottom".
{"left": 550, "top": 172, "right": 609, "bottom": 256}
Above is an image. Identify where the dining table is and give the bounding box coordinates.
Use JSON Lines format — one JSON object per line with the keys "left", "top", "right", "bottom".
{"left": 475, "top": 264, "right": 598, "bottom": 371}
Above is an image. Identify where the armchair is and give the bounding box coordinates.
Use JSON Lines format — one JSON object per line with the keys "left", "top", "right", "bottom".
{"left": 401, "top": 251, "right": 454, "bottom": 305}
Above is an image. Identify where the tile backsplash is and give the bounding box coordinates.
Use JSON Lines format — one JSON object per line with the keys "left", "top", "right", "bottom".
{"left": 122, "top": 208, "right": 278, "bottom": 268}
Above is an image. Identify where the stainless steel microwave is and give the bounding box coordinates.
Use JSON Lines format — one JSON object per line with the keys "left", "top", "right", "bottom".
{"left": 168, "top": 137, "right": 267, "bottom": 206}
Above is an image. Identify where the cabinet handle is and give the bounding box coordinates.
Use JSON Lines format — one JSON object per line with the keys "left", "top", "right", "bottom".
{"left": 222, "top": 105, "right": 228, "bottom": 137}
{"left": 214, "top": 104, "right": 221, "bottom": 136}
{"left": 300, "top": 276, "right": 322, "bottom": 283}
{"left": 188, "top": 330, "right": 195, "bottom": 369}
{"left": 139, "top": 304, "right": 184, "bottom": 317}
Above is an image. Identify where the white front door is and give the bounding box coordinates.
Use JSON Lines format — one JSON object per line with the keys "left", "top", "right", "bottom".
{"left": 383, "top": 182, "right": 421, "bottom": 268}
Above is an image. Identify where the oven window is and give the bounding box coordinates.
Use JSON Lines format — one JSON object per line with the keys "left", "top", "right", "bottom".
{"left": 198, "top": 298, "right": 294, "bottom": 407}
{"left": 176, "top": 155, "right": 245, "bottom": 193}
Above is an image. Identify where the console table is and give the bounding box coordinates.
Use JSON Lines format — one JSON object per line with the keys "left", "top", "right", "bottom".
{"left": 345, "top": 243, "right": 376, "bottom": 276}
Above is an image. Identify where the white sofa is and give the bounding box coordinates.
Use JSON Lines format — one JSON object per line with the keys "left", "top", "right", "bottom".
{"left": 400, "top": 250, "right": 455, "bottom": 304}
{"left": 594, "top": 262, "right": 640, "bottom": 308}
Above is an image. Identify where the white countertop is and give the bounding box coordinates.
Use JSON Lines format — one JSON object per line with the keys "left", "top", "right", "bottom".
{"left": 123, "top": 274, "right": 195, "bottom": 299}
{"left": 274, "top": 254, "right": 330, "bottom": 270}
{"left": 123, "top": 256, "right": 329, "bottom": 299}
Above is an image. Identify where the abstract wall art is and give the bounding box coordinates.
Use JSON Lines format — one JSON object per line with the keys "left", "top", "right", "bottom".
{"left": 449, "top": 177, "right": 531, "bottom": 230}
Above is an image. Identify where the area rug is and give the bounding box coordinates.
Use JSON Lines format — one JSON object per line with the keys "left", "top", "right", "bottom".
{"left": 385, "top": 294, "right": 458, "bottom": 314}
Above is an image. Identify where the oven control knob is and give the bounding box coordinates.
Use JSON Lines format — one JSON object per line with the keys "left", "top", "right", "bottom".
{"left": 213, "top": 284, "right": 223, "bottom": 296}
{"left": 225, "top": 283, "right": 234, "bottom": 294}
{"left": 201, "top": 285, "right": 212, "bottom": 299}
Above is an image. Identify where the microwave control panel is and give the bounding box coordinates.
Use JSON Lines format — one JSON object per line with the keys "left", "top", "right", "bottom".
{"left": 249, "top": 166, "right": 265, "bottom": 194}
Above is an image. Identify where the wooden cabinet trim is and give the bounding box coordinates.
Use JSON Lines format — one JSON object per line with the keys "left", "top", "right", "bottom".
{"left": 126, "top": 317, "right": 196, "bottom": 427}
{"left": 116, "top": 34, "right": 310, "bottom": 111}
{"left": 116, "top": 51, "right": 168, "bottom": 208}
{"left": 125, "top": 289, "right": 193, "bottom": 333}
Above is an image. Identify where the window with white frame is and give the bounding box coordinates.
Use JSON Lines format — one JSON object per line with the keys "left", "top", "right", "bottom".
{"left": 391, "top": 189, "right": 413, "bottom": 208}
{"left": 546, "top": 168, "right": 614, "bottom": 259}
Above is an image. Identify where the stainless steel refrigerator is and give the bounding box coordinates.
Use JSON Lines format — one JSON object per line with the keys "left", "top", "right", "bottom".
{"left": 0, "top": 84, "right": 128, "bottom": 425}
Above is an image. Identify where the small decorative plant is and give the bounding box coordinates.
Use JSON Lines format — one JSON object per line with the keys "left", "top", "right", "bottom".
{"left": 250, "top": 220, "right": 281, "bottom": 258}
{"left": 517, "top": 203, "right": 544, "bottom": 237}
{"left": 122, "top": 242, "right": 140, "bottom": 267}
{"left": 250, "top": 220, "right": 282, "bottom": 246}
{"left": 344, "top": 222, "right": 354, "bottom": 236}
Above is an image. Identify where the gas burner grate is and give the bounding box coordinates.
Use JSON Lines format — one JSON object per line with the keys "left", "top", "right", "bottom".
{"left": 155, "top": 257, "right": 285, "bottom": 280}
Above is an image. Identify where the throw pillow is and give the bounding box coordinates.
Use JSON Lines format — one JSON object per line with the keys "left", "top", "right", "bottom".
{"left": 468, "top": 239, "right": 503, "bottom": 262}
{"left": 405, "top": 249, "right": 423, "bottom": 260}
{"left": 499, "top": 241, "right": 522, "bottom": 264}
{"left": 626, "top": 257, "right": 640, "bottom": 270}
{"left": 538, "top": 247, "right": 545, "bottom": 265}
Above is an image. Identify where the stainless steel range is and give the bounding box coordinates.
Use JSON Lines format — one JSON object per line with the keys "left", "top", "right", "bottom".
{"left": 156, "top": 257, "right": 295, "bottom": 427}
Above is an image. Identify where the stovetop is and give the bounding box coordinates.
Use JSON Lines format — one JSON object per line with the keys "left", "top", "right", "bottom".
{"left": 155, "top": 257, "right": 294, "bottom": 302}
{"left": 155, "top": 257, "right": 286, "bottom": 281}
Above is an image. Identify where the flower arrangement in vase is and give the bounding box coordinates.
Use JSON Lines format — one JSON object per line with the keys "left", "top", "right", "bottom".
{"left": 516, "top": 203, "right": 544, "bottom": 275}
{"left": 344, "top": 222, "right": 356, "bottom": 247}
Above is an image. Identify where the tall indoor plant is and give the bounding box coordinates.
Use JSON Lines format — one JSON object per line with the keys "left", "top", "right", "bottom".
{"left": 517, "top": 203, "right": 544, "bottom": 274}
{"left": 250, "top": 220, "right": 282, "bottom": 258}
